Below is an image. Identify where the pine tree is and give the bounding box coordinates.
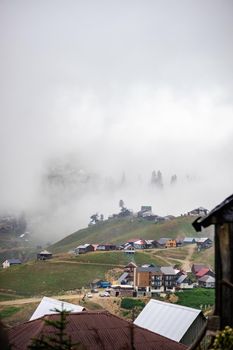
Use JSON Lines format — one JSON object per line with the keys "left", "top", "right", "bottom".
{"left": 28, "top": 309, "right": 83, "bottom": 350}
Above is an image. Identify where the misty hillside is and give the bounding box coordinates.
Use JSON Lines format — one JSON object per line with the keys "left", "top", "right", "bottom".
{"left": 0, "top": 215, "right": 37, "bottom": 263}
{"left": 49, "top": 215, "right": 213, "bottom": 253}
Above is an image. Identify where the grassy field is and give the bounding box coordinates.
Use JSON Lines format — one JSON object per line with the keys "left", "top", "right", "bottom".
{"left": 50, "top": 216, "right": 207, "bottom": 253}
{"left": 175, "top": 288, "right": 215, "bottom": 309}
{"left": 0, "top": 261, "right": 111, "bottom": 297}
{"left": 0, "top": 306, "right": 21, "bottom": 319}
{"left": 68, "top": 250, "right": 166, "bottom": 267}
{"left": 191, "top": 246, "right": 215, "bottom": 268}
{"left": 0, "top": 249, "right": 171, "bottom": 298}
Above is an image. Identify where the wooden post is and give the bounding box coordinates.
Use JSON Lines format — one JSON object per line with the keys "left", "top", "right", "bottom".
{"left": 215, "top": 223, "right": 233, "bottom": 328}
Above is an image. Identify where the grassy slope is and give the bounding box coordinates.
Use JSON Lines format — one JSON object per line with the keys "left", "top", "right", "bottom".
{"left": 0, "top": 249, "right": 173, "bottom": 297}
{"left": 61, "top": 250, "right": 166, "bottom": 267}
{"left": 175, "top": 289, "right": 215, "bottom": 309}
{"left": 50, "top": 216, "right": 206, "bottom": 253}
{"left": 0, "top": 261, "right": 110, "bottom": 296}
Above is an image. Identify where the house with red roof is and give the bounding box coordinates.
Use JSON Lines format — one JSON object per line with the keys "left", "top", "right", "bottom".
{"left": 195, "top": 268, "right": 215, "bottom": 279}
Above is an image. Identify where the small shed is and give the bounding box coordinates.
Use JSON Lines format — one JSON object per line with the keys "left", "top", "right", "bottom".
{"left": 2, "top": 259, "right": 22, "bottom": 268}
{"left": 37, "top": 250, "right": 53, "bottom": 260}
{"left": 193, "top": 193, "right": 233, "bottom": 328}
{"left": 198, "top": 275, "right": 215, "bottom": 288}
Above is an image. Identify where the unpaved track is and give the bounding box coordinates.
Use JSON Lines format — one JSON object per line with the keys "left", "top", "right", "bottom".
{"left": 0, "top": 294, "right": 83, "bottom": 306}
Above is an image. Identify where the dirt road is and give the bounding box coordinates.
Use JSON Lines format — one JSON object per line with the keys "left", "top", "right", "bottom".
{"left": 0, "top": 294, "right": 83, "bottom": 306}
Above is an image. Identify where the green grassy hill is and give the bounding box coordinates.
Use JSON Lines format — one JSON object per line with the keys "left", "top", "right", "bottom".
{"left": 0, "top": 250, "right": 165, "bottom": 297}
{"left": 50, "top": 215, "right": 211, "bottom": 253}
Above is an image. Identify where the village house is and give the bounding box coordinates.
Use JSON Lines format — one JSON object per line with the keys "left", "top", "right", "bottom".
{"left": 188, "top": 207, "right": 209, "bottom": 216}
{"left": 134, "top": 299, "right": 206, "bottom": 346}
{"left": 176, "top": 274, "right": 194, "bottom": 289}
{"left": 198, "top": 275, "right": 215, "bottom": 288}
{"left": 195, "top": 267, "right": 215, "bottom": 279}
{"left": 2, "top": 258, "right": 22, "bottom": 268}
{"left": 160, "top": 266, "right": 179, "bottom": 291}
{"left": 123, "top": 261, "right": 137, "bottom": 284}
{"left": 96, "top": 243, "right": 116, "bottom": 251}
{"left": 196, "top": 237, "right": 213, "bottom": 250}
{"left": 123, "top": 244, "right": 135, "bottom": 254}
{"left": 137, "top": 205, "right": 152, "bottom": 217}
{"left": 110, "top": 284, "right": 135, "bottom": 297}
{"left": 165, "top": 239, "right": 177, "bottom": 248}
{"left": 75, "top": 244, "right": 94, "bottom": 255}
{"left": 156, "top": 237, "right": 172, "bottom": 248}
{"left": 133, "top": 239, "right": 147, "bottom": 249}
{"left": 145, "top": 239, "right": 158, "bottom": 248}
{"left": 37, "top": 250, "right": 53, "bottom": 260}
{"left": 182, "top": 237, "right": 197, "bottom": 245}
{"left": 191, "top": 263, "right": 207, "bottom": 275}
{"left": 134, "top": 266, "right": 163, "bottom": 294}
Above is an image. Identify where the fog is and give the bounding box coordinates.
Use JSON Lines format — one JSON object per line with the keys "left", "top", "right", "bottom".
{"left": 0, "top": 0, "right": 233, "bottom": 242}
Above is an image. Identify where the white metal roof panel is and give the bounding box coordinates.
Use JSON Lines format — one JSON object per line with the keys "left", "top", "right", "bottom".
{"left": 134, "top": 299, "right": 202, "bottom": 342}
{"left": 30, "top": 296, "right": 84, "bottom": 321}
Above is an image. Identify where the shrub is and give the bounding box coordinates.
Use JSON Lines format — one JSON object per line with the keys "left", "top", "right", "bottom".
{"left": 120, "top": 298, "right": 145, "bottom": 310}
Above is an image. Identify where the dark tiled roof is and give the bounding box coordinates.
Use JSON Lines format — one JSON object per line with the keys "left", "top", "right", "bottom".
{"left": 8, "top": 311, "right": 187, "bottom": 350}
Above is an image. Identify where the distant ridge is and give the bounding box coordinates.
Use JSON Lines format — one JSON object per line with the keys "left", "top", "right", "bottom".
{"left": 49, "top": 215, "right": 212, "bottom": 253}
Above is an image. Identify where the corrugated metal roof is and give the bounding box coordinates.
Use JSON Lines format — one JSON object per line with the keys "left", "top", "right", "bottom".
{"left": 157, "top": 238, "right": 171, "bottom": 245}
{"left": 7, "top": 259, "right": 21, "bottom": 264}
{"left": 196, "top": 268, "right": 211, "bottom": 277}
{"left": 29, "top": 296, "right": 84, "bottom": 321}
{"left": 118, "top": 272, "right": 128, "bottom": 283}
{"left": 39, "top": 250, "right": 52, "bottom": 255}
{"left": 198, "top": 275, "right": 215, "bottom": 283}
{"left": 160, "top": 266, "right": 176, "bottom": 275}
{"left": 137, "top": 266, "right": 161, "bottom": 273}
{"left": 8, "top": 311, "right": 187, "bottom": 350}
{"left": 196, "top": 237, "right": 209, "bottom": 243}
{"left": 134, "top": 299, "right": 203, "bottom": 342}
{"left": 76, "top": 244, "right": 91, "bottom": 249}
{"left": 177, "top": 274, "right": 189, "bottom": 284}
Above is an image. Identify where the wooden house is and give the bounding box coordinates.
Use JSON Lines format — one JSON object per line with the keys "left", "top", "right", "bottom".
{"left": 156, "top": 237, "right": 172, "bottom": 247}
{"left": 96, "top": 244, "right": 116, "bottom": 251}
{"left": 37, "top": 250, "right": 53, "bottom": 260}
{"left": 198, "top": 275, "right": 215, "bottom": 288}
{"left": 2, "top": 259, "right": 22, "bottom": 268}
{"left": 196, "top": 237, "right": 213, "bottom": 250}
{"left": 134, "top": 266, "right": 163, "bottom": 294}
{"left": 165, "top": 239, "right": 177, "bottom": 248}
{"left": 75, "top": 244, "right": 94, "bottom": 255}
{"left": 191, "top": 263, "right": 207, "bottom": 275}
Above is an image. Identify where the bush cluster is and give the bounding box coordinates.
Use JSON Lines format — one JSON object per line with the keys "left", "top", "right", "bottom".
{"left": 120, "top": 298, "right": 145, "bottom": 310}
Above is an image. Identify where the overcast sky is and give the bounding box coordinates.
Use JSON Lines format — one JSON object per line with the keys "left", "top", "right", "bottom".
{"left": 0, "top": 1, "right": 233, "bottom": 240}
